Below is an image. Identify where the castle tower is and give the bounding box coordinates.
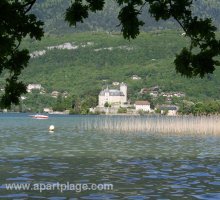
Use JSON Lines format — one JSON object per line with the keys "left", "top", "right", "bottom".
{"left": 120, "top": 82, "right": 127, "bottom": 103}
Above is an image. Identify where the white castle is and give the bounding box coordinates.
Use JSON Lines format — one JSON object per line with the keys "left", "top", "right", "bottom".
{"left": 98, "top": 82, "right": 127, "bottom": 107}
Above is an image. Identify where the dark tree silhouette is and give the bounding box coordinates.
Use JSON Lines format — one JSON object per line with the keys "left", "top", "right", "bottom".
{"left": 0, "top": 0, "right": 43, "bottom": 108}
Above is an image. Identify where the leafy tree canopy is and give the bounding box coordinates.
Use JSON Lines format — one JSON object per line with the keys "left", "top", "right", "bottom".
{"left": 1, "top": 0, "right": 220, "bottom": 108}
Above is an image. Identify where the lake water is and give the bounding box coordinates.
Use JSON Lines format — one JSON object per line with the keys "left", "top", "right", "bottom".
{"left": 0, "top": 113, "right": 220, "bottom": 199}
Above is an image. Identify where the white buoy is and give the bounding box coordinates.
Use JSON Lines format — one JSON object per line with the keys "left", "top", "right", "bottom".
{"left": 49, "top": 125, "right": 55, "bottom": 132}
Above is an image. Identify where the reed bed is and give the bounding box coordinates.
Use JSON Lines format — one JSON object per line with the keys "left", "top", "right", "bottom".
{"left": 77, "top": 115, "right": 220, "bottom": 135}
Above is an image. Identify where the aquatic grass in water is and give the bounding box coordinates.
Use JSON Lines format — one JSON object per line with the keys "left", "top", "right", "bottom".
{"left": 78, "top": 115, "right": 220, "bottom": 135}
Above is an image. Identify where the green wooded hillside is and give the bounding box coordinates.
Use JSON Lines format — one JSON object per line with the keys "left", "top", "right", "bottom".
{"left": 17, "top": 31, "right": 220, "bottom": 101}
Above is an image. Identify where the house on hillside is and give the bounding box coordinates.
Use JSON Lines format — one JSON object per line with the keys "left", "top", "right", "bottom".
{"left": 160, "top": 105, "right": 178, "bottom": 116}
{"left": 98, "top": 82, "right": 127, "bottom": 107}
{"left": 43, "top": 108, "right": 53, "bottom": 113}
{"left": 62, "top": 91, "right": 69, "bottom": 98}
{"left": 27, "top": 84, "right": 42, "bottom": 93}
{"left": 131, "top": 75, "right": 141, "bottom": 80}
{"left": 140, "top": 86, "right": 160, "bottom": 95}
{"left": 134, "top": 101, "right": 151, "bottom": 112}
{"left": 150, "top": 85, "right": 160, "bottom": 92}
{"left": 21, "top": 96, "right": 27, "bottom": 100}
{"left": 140, "top": 88, "right": 149, "bottom": 94}
{"left": 112, "top": 82, "right": 120, "bottom": 86}
{"left": 149, "top": 91, "right": 159, "bottom": 97}
{"left": 161, "top": 92, "right": 185, "bottom": 98}
{"left": 51, "top": 91, "right": 60, "bottom": 98}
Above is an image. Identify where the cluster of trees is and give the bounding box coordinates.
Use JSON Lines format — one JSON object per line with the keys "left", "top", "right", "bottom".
{"left": 8, "top": 92, "right": 56, "bottom": 113}
{"left": 117, "top": 107, "right": 127, "bottom": 114}
{"left": 53, "top": 94, "right": 97, "bottom": 114}
{"left": 6, "top": 91, "right": 98, "bottom": 114}
{"left": 179, "top": 100, "right": 220, "bottom": 115}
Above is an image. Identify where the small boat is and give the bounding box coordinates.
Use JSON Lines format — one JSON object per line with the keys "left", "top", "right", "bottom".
{"left": 31, "top": 114, "right": 49, "bottom": 119}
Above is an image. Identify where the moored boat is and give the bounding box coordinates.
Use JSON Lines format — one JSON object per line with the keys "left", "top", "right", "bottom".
{"left": 31, "top": 114, "right": 49, "bottom": 119}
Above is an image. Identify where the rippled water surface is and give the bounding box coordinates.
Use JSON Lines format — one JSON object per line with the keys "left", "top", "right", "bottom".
{"left": 0, "top": 113, "right": 220, "bottom": 199}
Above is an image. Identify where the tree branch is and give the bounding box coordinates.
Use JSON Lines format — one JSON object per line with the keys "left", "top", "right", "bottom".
{"left": 23, "top": 0, "right": 36, "bottom": 13}
{"left": 139, "top": 1, "right": 147, "bottom": 13}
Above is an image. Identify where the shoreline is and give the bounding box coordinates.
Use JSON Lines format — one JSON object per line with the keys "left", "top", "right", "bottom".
{"left": 1, "top": 111, "right": 220, "bottom": 117}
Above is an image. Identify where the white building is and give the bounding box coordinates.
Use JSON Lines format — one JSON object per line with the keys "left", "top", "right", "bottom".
{"left": 98, "top": 83, "right": 127, "bottom": 107}
{"left": 27, "top": 84, "right": 42, "bottom": 93}
{"left": 51, "top": 91, "right": 60, "bottom": 98}
{"left": 112, "top": 82, "right": 120, "bottom": 86}
{"left": 135, "top": 101, "right": 151, "bottom": 112}
{"left": 160, "top": 105, "right": 178, "bottom": 116}
{"left": 43, "top": 108, "right": 53, "bottom": 113}
{"left": 131, "top": 75, "right": 141, "bottom": 80}
{"left": 21, "top": 96, "right": 27, "bottom": 100}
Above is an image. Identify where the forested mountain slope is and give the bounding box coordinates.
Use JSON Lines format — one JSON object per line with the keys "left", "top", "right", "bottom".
{"left": 32, "top": 0, "right": 220, "bottom": 34}
{"left": 13, "top": 31, "right": 220, "bottom": 101}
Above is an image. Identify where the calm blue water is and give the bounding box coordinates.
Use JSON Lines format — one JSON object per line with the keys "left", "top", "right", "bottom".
{"left": 0, "top": 113, "right": 220, "bottom": 199}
